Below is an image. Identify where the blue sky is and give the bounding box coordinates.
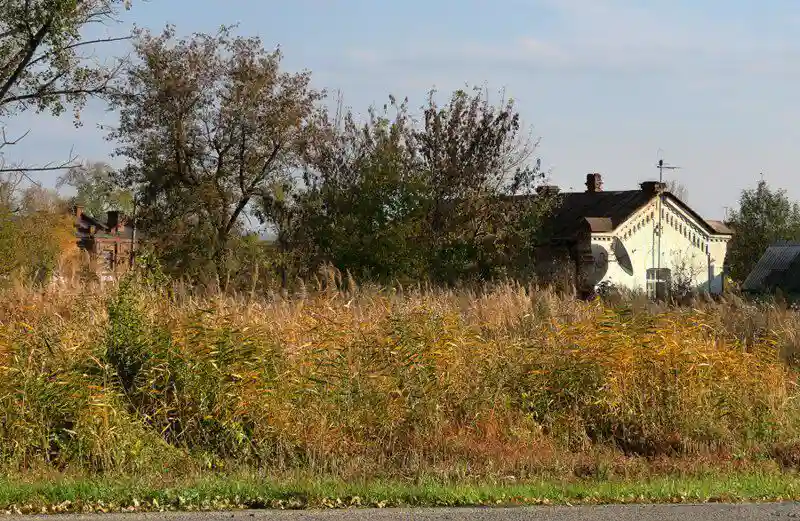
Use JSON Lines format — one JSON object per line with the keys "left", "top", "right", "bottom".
{"left": 8, "top": 0, "right": 800, "bottom": 219}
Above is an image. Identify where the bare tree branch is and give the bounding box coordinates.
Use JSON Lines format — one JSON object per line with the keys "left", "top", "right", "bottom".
{"left": 23, "top": 35, "right": 131, "bottom": 70}
{"left": 0, "top": 127, "right": 30, "bottom": 148}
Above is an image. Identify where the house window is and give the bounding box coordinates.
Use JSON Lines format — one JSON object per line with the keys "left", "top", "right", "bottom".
{"left": 647, "top": 268, "right": 672, "bottom": 300}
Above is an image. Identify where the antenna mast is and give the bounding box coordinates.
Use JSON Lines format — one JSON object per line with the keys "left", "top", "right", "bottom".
{"left": 654, "top": 157, "right": 680, "bottom": 299}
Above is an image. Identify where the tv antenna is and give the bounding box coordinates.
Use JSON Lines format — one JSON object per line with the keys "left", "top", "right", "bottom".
{"left": 653, "top": 155, "right": 681, "bottom": 300}
{"left": 657, "top": 158, "right": 680, "bottom": 184}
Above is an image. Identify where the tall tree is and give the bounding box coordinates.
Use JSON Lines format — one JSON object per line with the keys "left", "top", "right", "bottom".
{"left": 57, "top": 161, "right": 133, "bottom": 217}
{"left": 284, "top": 96, "right": 427, "bottom": 282}
{"left": 1, "top": 0, "right": 132, "bottom": 174}
{"left": 110, "top": 26, "right": 323, "bottom": 279}
{"left": 280, "top": 87, "right": 550, "bottom": 284}
{"left": 415, "top": 87, "right": 546, "bottom": 282}
{"left": 726, "top": 180, "right": 800, "bottom": 282}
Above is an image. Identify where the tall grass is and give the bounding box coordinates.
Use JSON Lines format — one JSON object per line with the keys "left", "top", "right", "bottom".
{"left": 2, "top": 273, "right": 800, "bottom": 480}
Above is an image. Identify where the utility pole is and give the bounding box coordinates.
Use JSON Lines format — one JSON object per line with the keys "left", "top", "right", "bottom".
{"left": 655, "top": 157, "right": 680, "bottom": 299}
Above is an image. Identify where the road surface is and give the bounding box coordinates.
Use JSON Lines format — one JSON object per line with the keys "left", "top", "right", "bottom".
{"left": 11, "top": 504, "right": 800, "bottom": 520}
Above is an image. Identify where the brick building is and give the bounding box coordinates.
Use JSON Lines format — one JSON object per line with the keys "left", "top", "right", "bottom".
{"left": 72, "top": 205, "right": 138, "bottom": 280}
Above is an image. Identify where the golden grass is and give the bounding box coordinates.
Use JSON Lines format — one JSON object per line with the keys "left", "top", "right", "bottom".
{"left": 2, "top": 275, "right": 800, "bottom": 480}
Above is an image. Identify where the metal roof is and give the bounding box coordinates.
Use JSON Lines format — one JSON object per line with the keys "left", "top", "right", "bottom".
{"left": 741, "top": 241, "right": 800, "bottom": 292}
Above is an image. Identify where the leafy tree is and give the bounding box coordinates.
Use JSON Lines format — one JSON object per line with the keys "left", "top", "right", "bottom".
{"left": 282, "top": 96, "right": 427, "bottom": 282}
{"left": 109, "top": 26, "right": 323, "bottom": 280}
{"left": 0, "top": 184, "right": 74, "bottom": 282}
{"left": 274, "top": 87, "right": 550, "bottom": 284}
{"left": 726, "top": 180, "right": 800, "bottom": 282}
{"left": 1, "top": 0, "right": 132, "bottom": 173}
{"left": 415, "top": 87, "right": 547, "bottom": 282}
{"left": 57, "top": 161, "right": 133, "bottom": 217}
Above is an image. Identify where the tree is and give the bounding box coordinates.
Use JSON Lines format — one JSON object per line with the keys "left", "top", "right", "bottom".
{"left": 281, "top": 96, "right": 427, "bottom": 282}
{"left": 110, "top": 26, "right": 323, "bottom": 279}
{"left": 57, "top": 161, "right": 133, "bottom": 217}
{"left": 0, "top": 184, "right": 74, "bottom": 282}
{"left": 415, "top": 87, "right": 547, "bottom": 282}
{"left": 279, "top": 87, "right": 550, "bottom": 284}
{"left": 1, "top": 0, "right": 132, "bottom": 174}
{"left": 726, "top": 180, "right": 800, "bottom": 282}
{"left": 666, "top": 180, "right": 688, "bottom": 204}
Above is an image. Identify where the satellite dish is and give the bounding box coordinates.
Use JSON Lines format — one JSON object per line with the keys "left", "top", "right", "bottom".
{"left": 585, "top": 243, "right": 610, "bottom": 286}
{"left": 612, "top": 237, "right": 634, "bottom": 275}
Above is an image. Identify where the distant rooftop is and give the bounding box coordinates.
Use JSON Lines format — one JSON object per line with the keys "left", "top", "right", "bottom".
{"left": 741, "top": 241, "right": 800, "bottom": 293}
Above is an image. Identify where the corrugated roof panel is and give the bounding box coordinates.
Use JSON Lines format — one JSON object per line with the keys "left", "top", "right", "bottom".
{"left": 741, "top": 242, "right": 800, "bottom": 292}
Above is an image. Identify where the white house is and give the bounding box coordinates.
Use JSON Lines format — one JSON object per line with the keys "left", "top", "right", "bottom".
{"left": 538, "top": 174, "right": 733, "bottom": 298}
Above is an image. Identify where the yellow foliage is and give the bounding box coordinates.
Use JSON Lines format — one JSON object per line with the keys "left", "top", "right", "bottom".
{"left": 0, "top": 280, "right": 799, "bottom": 478}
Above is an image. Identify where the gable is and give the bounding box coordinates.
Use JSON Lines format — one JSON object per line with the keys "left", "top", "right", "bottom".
{"left": 586, "top": 193, "right": 731, "bottom": 243}
{"left": 544, "top": 189, "right": 731, "bottom": 241}
{"left": 660, "top": 197, "right": 730, "bottom": 247}
{"left": 599, "top": 199, "right": 645, "bottom": 239}
{"left": 662, "top": 194, "right": 732, "bottom": 237}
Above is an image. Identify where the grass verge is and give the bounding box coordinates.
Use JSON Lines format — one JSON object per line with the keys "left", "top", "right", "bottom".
{"left": 1, "top": 472, "right": 800, "bottom": 514}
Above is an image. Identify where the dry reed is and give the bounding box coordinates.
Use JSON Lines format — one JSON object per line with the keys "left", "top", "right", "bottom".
{"left": 1, "top": 274, "right": 800, "bottom": 480}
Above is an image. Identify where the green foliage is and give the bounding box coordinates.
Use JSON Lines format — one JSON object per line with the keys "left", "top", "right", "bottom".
{"left": 727, "top": 180, "right": 800, "bottom": 282}
{"left": 57, "top": 162, "right": 133, "bottom": 218}
{"left": 283, "top": 96, "right": 428, "bottom": 282}
{"left": 110, "top": 25, "right": 323, "bottom": 280}
{"left": 0, "top": 184, "right": 74, "bottom": 282}
{"left": 278, "top": 88, "right": 551, "bottom": 285}
{"left": 105, "top": 279, "right": 153, "bottom": 393}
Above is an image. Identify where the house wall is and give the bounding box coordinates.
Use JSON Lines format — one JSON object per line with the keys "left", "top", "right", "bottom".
{"left": 73, "top": 211, "right": 137, "bottom": 280}
{"left": 588, "top": 197, "right": 731, "bottom": 294}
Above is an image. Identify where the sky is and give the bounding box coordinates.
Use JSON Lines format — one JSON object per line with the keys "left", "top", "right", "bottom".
{"left": 7, "top": 0, "right": 800, "bottom": 220}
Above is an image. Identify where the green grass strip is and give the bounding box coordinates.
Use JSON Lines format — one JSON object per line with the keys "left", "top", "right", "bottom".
{"left": 0, "top": 472, "right": 799, "bottom": 513}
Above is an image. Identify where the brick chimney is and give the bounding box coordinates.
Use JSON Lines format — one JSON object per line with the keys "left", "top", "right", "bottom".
{"left": 640, "top": 181, "right": 667, "bottom": 195}
{"left": 106, "top": 210, "right": 119, "bottom": 231}
{"left": 586, "top": 173, "right": 603, "bottom": 193}
{"left": 74, "top": 204, "right": 84, "bottom": 220}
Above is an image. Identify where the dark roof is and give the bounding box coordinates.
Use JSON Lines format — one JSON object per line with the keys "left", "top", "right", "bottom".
{"left": 741, "top": 242, "right": 800, "bottom": 293}
{"left": 75, "top": 211, "right": 141, "bottom": 241}
{"left": 544, "top": 190, "right": 653, "bottom": 238}
{"left": 543, "top": 189, "right": 732, "bottom": 239}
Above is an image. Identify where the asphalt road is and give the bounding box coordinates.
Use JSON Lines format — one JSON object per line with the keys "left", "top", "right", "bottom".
{"left": 12, "top": 504, "right": 800, "bottom": 521}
